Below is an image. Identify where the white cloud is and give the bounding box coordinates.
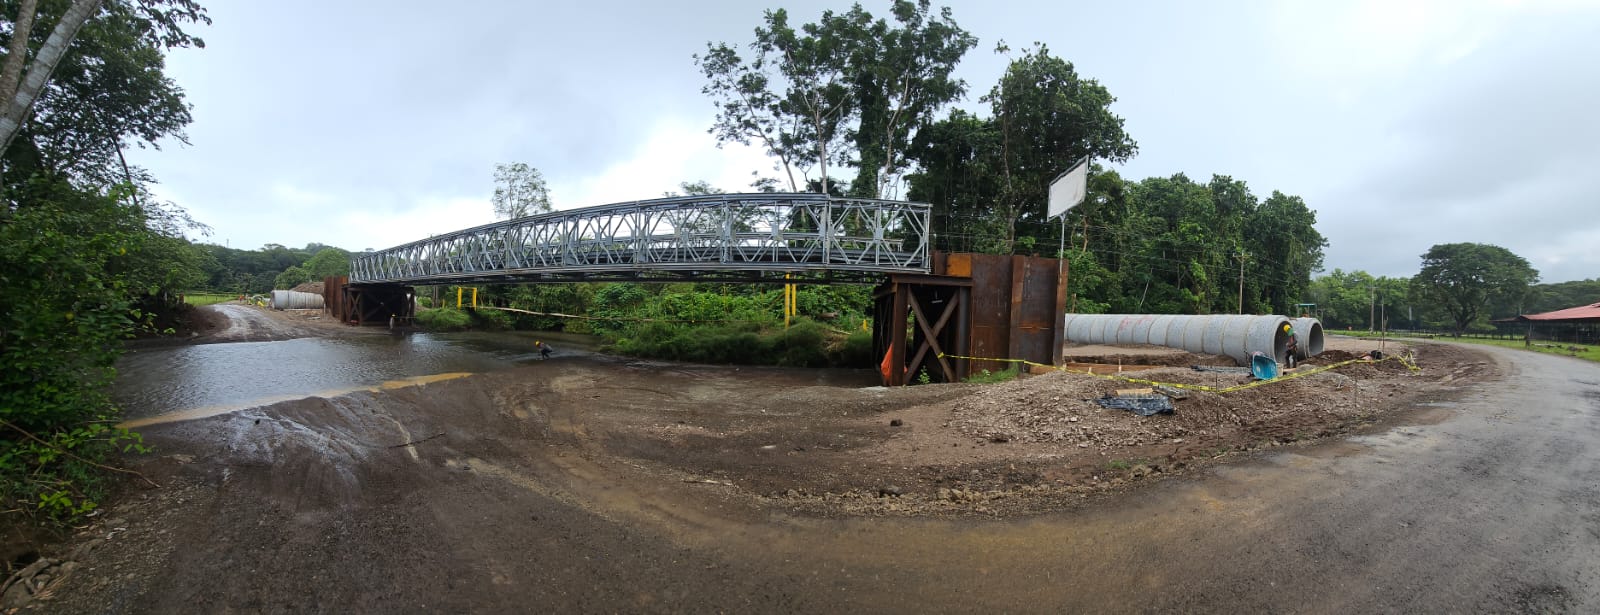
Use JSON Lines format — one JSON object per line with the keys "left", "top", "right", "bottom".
{"left": 551, "top": 117, "right": 785, "bottom": 208}
{"left": 333, "top": 197, "right": 498, "bottom": 253}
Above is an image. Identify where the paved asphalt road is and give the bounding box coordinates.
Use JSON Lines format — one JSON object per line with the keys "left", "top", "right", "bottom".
{"left": 965, "top": 342, "right": 1600, "bottom": 612}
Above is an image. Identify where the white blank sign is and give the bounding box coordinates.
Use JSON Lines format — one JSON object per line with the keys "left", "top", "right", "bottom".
{"left": 1048, "top": 159, "right": 1089, "bottom": 218}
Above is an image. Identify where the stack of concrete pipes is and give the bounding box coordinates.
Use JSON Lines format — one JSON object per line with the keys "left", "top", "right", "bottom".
{"left": 1061, "top": 314, "right": 1324, "bottom": 366}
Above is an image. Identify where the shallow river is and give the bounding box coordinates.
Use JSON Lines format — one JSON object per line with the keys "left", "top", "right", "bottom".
{"left": 114, "top": 331, "right": 600, "bottom": 421}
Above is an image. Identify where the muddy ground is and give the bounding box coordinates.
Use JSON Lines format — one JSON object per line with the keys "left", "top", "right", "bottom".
{"left": 136, "top": 302, "right": 386, "bottom": 348}
{"left": 1, "top": 311, "right": 1495, "bottom": 612}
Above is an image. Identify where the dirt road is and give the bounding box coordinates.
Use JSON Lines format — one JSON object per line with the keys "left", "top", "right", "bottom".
{"left": 10, "top": 341, "right": 1597, "bottom": 613}
{"left": 171, "top": 303, "right": 379, "bottom": 345}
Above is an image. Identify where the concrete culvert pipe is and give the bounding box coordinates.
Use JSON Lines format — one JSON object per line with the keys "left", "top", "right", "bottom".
{"left": 1061, "top": 314, "right": 1293, "bottom": 366}
{"left": 1290, "top": 317, "right": 1325, "bottom": 360}
{"left": 270, "top": 290, "right": 325, "bottom": 310}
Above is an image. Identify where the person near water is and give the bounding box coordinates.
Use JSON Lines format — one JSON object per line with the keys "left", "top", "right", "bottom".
{"left": 1282, "top": 322, "right": 1298, "bottom": 368}
{"left": 535, "top": 340, "right": 552, "bottom": 360}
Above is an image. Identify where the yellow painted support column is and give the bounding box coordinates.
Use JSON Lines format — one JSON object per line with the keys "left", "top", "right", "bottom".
{"left": 456, "top": 287, "right": 463, "bottom": 308}
{"left": 471, "top": 287, "right": 478, "bottom": 308}
{"left": 784, "top": 275, "right": 793, "bottom": 329}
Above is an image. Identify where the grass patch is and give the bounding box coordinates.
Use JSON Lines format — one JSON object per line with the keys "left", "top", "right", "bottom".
{"left": 965, "top": 366, "right": 1020, "bottom": 384}
{"left": 183, "top": 293, "right": 234, "bottom": 306}
{"left": 414, "top": 307, "right": 471, "bottom": 331}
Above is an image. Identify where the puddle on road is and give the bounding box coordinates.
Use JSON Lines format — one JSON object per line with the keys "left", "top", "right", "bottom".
{"left": 113, "top": 330, "right": 605, "bottom": 422}
{"left": 118, "top": 372, "right": 476, "bottom": 429}
{"left": 1291, "top": 440, "right": 1376, "bottom": 459}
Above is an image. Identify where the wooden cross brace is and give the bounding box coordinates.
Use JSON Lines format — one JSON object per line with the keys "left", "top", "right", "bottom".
{"left": 906, "top": 290, "right": 960, "bottom": 382}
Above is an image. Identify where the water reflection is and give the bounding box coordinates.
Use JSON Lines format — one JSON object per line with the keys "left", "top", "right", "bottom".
{"left": 114, "top": 331, "right": 599, "bottom": 420}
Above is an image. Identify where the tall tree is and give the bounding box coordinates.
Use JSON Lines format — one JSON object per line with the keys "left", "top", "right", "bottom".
{"left": 0, "top": 0, "right": 206, "bottom": 167}
{"left": 1242, "top": 191, "right": 1326, "bottom": 314}
{"left": 845, "top": 0, "right": 975, "bottom": 197}
{"left": 909, "top": 45, "right": 1137, "bottom": 254}
{"left": 698, "top": 1, "right": 977, "bottom": 196}
{"left": 1412, "top": 243, "right": 1539, "bottom": 335}
{"left": 983, "top": 44, "right": 1137, "bottom": 253}
{"left": 695, "top": 41, "right": 806, "bottom": 191}
{"left": 755, "top": 7, "right": 855, "bottom": 195}
{"left": 0, "top": 0, "right": 102, "bottom": 156}
{"left": 491, "top": 162, "right": 552, "bottom": 219}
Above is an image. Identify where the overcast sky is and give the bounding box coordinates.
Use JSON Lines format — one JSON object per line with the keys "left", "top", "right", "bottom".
{"left": 128, "top": 0, "right": 1600, "bottom": 283}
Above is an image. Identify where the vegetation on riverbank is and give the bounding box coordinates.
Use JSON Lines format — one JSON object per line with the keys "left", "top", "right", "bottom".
{"left": 410, "top": 283, "right": 878, "bottom": 368}
{"left": 1, "top": 0, "right": 210, "bottom": 531}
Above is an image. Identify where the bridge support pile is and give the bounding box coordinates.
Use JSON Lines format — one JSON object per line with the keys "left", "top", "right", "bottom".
{"left": 324, "top": 276, "right": 414, "bottom": 326}
{"left": 873, "top": 253, "right": 1068, "bottom": 385}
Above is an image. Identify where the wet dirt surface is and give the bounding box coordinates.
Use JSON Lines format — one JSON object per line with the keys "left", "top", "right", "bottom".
{"left": 7, "top": 329, "right": 1600, "bottom": 612}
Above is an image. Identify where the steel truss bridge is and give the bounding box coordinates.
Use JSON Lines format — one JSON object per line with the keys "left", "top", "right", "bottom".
{"left": 350, "top": 193, "right": 931, "bottom": 285}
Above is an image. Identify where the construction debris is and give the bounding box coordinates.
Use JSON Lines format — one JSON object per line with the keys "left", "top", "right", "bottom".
{"left": 1095, "top": 393, "right": 1175, "bottom": 416}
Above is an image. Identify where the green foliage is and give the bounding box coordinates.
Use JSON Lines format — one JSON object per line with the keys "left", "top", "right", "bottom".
{"left": 0, "top": 0, "right": 211, "bottom": 530}
{"left": 697, "top": 0, "right": 977, "bottom": 195}
{"left": 0, "top": 180, "right": 153, "bottom": 524}
{"left": 1412, "top": 243, "right": 1539, "bottom": 334}
{"left": 273, "top": 265, "right": 312, "bottom": 289}
{"left": 195, "top": 242, "right": 352, "bottom": 294}
{"left": 183, "top": 293, "right": 233, "bottom": 306}
{"left": 8, "top": 0, "right": 210, "bottom": 184}
{"left": 1521, "top": 279, "right": 1600, "bottom": 316}
{"left": 414, "top": 307, "right": 471, "bottom": 331}
{"left": 830, "top": 330, "right": 876, "bottom": 368}
{"left": 492, "top": 162, "right": 553, "bottom": 219}
{"left": 964, "top": 366, "right": 1019, "bottom": 384}
{"left": 1307, "top": 270, "right": 1411, "bottom": 330}
{"left": 302, "top": 247, "right": 351, "bottom": 279}
{"left": 470, "top": 308, "right": 514, "bottom": 331}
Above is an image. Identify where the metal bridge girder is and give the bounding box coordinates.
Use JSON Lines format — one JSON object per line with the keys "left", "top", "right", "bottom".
{"left": 351, "top": 193, "right": 932, "bottom": 285}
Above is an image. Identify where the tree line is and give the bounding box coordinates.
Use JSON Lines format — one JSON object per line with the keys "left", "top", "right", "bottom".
{"left": 195, "top": 242, "right": 351, "bottom": 294}
{"left": 1308, "top": 243, "right": 1581, "bottom": 335}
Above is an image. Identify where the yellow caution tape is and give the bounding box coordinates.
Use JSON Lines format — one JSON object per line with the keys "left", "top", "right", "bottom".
{"left": 935, "top": 351, "right": 1420, "bottom": 395}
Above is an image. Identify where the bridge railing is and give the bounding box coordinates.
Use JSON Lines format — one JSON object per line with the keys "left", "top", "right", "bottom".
{"left": 350, "top": 193, "right": 932, "bottom": 285}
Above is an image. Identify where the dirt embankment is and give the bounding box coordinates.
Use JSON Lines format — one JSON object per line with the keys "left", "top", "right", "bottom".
{"left": 139, "top": 303, "right": 383, "bottom": 348}
{"left": 1, "top": 331, "right": 1498, "bottom": 612}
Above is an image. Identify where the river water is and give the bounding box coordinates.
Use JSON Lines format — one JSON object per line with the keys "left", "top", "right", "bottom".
{"left": 113, "top": 331, "right": 600, "bottom": 422}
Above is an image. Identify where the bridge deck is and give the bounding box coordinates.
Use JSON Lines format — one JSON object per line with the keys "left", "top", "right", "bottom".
{"left": 351, "top": 193, "right": 932, "bottom": 285}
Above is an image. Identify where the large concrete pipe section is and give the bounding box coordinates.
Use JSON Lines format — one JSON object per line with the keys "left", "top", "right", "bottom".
{"left": 1290, "top": 317, "right": 1325, "bottom": 360}
{"left": 1062, "top": 314, "right": 1295, "bottom": 366}
{"left": 270, "top": 290, "right": 325, "bottom": 310}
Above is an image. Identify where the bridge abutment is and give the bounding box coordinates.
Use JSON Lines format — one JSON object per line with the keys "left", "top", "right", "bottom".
{"left": 873, "top": 252, "right": 1069, "bottom": 386}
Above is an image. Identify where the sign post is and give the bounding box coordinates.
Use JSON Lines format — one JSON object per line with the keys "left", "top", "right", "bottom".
{"left": 1049, "top": 156, "right": 1090, "bottom": 363}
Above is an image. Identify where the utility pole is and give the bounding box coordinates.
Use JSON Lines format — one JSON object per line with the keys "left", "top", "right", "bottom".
{"left": 1368, "top": 285, "right": 1376, "bottom": 332}
{"left": 1234, "top": 251, "right": 1250, "bottom": 314}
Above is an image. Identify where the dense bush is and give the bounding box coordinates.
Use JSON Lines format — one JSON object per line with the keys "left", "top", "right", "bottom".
{"left": 470, "top": 308, "right": 514, "bottom": 331}
{"left": 1, "top": 181, "right": 151, "bottom": 524}
{"left": 608, "top": 319, "right": 861, "bottom": 367}
{"left": 414, "top": 307, "right": 471, "bottom": 331}
{"left": 831, "top": 330, "right": 876, "bottom": 368}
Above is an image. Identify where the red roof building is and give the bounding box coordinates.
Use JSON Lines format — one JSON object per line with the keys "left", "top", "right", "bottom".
{"left": 1514, "top": 301, "right": 1600, "bottom": 323}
